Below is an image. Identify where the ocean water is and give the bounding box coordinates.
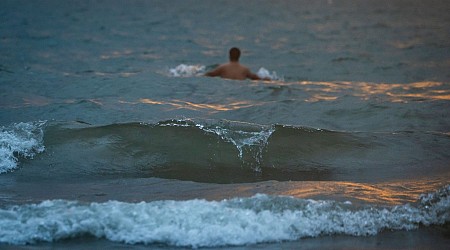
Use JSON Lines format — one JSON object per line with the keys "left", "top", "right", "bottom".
{"left": 1, "top": 0, "right": 450, "bottom": 249}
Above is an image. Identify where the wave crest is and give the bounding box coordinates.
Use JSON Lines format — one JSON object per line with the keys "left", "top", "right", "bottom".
{"left": 1, "top": 186, "right": 449, "bottom": 247}
{"left": 168, "top": 64, "right": 206, "bottom": 77}
{"left": 0, "top": 121, "right": 46, "bottom": 173}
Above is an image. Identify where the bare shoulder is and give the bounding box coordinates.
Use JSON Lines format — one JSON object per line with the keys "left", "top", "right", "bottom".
{"left": 205, "top": 64, "right": 226, "bottom": 77}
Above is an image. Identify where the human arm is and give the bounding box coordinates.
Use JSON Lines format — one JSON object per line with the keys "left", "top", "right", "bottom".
{"left": 204, "top": 65, "right": 223, "bottom": 77}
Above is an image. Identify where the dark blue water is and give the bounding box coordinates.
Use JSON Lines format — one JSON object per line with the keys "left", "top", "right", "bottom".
{"left": 1, "top": 0, "right": 449, "bottom": 248}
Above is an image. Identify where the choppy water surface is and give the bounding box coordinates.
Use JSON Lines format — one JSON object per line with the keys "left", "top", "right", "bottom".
{"left": 0, "top": 0, "right": 449, "bottom": 248}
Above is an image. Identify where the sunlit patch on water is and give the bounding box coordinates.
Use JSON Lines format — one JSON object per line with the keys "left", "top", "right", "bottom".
{"left": 271, "top": 81, "right": 450, "bottom": 103}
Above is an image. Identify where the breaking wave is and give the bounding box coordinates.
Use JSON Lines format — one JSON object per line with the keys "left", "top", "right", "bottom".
{"left": 3, "top": 119, "right": 449, "bottom": 184}
{"left": 0, "top": 121, "right": 46, "bottom": 173}
{"left": 8, "top": 119, "right": 365, "bottom": 182}
{"left": 1, "top": 186, "right": 448, "bottom": 247}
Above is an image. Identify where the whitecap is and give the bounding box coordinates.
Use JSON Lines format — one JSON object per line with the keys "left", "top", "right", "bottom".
{"left": 0, "top": 121, "right": 46, "bottom": 173}
{"left": 168, "top": 64, "right": 206, "bottom": 77}
{"left": 1, "top": 186, "right": 448, "bottom": 247}
{"left": 257, "top": 67, "right": 284, "bottom": 81}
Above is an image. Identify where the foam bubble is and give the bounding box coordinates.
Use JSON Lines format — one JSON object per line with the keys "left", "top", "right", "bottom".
{"left": 1, "top": 187, "right": 448, "bottom": 247}
{"left": 169, "top": 64, "right": 206, "bottom": 77}
{"left": 0, "top": 121, "right": 46, "bottom": 173}
{"left": 257, "top": 67, "right": 283, "bottom": 81}
{"left": 202, "top": 125, "right": 274, "bottom": 171}
{"left": 157, "top": 119, "right": 275, "bottom": 171}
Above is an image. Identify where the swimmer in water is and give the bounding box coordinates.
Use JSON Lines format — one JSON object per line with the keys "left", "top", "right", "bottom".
{"left": 204, "top": 47, "right": 268, "bottom": 80}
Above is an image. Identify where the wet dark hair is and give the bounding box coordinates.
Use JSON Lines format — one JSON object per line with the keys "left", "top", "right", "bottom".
{"left": 229, "top": 47, "right": 241, "bottom": 61}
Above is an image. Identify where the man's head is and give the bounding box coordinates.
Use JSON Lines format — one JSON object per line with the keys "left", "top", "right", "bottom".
{"left": 229, "top": 47, "right": 241, "bottom": 62}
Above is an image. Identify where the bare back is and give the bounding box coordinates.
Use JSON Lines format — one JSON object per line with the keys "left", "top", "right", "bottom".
{"left": 205, "top": 62, "right": 260, "bottom": 80}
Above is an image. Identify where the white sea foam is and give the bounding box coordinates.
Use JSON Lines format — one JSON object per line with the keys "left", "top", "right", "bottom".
{"left": 202, "top": 125, "right": 274, "bottom": 171}
{"left": 168, "top": 64, "right": 206, "bottom": 77}
{"left": 257, "top": 67, "right": 283, "bottom": 81}
{"left": 157, "top": 119, "right": 274, "bottom": 170}
{"left": 0, "top": 121, "right": 46, "bottom": 173}
{"left": 1, "top": 186, "right": 448, "bottom": 247}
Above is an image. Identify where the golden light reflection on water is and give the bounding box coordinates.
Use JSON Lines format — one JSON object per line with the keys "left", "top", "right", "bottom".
{"left": 3, "top": 80, "right": 448, "bottom": 110}
{"left": 138, "top": 98, "right": 263, "bottom": 113}
{"left": 290, "top": 81, "right": 450, "bottom": 103}
{"left": 277, "top": 177, "right": 449, "bottom": 205}
{"left": 305, "top": 94, "right": 338, "bottom": 102}
{"left": 130, "top": 80, "right": 450, "bottom": 113}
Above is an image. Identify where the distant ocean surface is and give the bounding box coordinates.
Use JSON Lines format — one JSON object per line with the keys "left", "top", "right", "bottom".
{"left": 1, "top": 0, "right": 449, "bottom": 249}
